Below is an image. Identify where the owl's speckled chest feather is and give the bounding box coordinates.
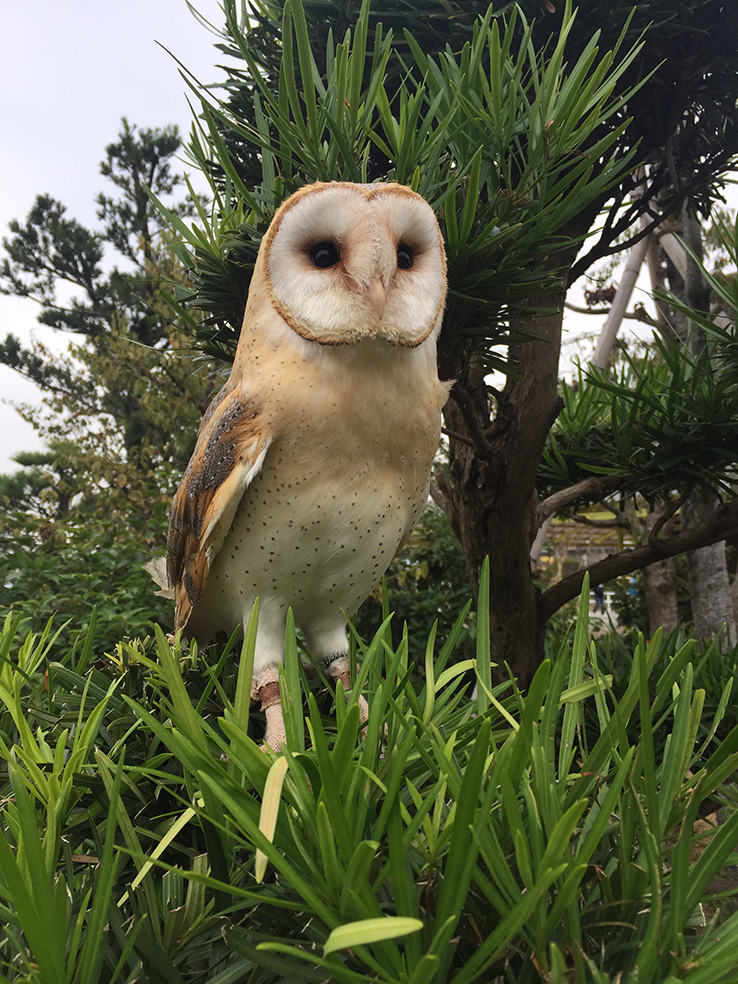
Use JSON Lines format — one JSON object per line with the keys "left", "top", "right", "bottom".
{"left": 183, "top": 333, "right": 448, "bottom": 653}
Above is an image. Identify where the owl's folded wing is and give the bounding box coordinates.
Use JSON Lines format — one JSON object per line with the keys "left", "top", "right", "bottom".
{"left": 166, "top": 385, "right": 272, "bottom": 631}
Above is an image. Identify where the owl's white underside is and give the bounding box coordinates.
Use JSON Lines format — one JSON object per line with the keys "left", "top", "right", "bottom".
{"left": 184, "top": 334, "right": 444, "bottom": 675}
{"left": 188, "top": 447, "right": 427, "bottom": 672}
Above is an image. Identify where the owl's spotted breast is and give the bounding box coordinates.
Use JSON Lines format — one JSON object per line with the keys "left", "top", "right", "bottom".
{"left": 181, "top": 333, "right": 448, "bottom": 650}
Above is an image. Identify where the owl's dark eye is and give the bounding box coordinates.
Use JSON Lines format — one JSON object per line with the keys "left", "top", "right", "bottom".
{"left": 397, "top": 243, "right": 414, "bottom": 270}
{"left": 309, "top": 241, "right": 340, "bottom": 268}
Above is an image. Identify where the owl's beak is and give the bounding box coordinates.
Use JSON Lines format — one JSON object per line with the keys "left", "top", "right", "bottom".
{"left": 367, "top": 279, "right": 386, "bottom": 320}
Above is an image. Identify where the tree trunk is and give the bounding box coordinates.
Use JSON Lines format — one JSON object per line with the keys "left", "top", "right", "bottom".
{"left": 642, "top": 505, "right": 678, "bottom": 637}
{"left": 439, "top": 276, "right": 569, "bottom": 686}
{"left": 682, "top": 492, "right": 736, "bottom": 645}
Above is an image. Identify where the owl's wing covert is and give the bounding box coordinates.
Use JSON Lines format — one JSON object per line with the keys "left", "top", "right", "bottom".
{"left": 167, "top": 385, "right": 272, "bottom": 631}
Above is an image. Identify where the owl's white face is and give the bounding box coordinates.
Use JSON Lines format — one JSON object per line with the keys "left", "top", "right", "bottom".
{"left": 262, "top": 182, "right": 446, "bottom": 347}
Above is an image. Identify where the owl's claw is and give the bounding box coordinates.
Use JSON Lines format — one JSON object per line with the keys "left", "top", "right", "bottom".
{"left": 327, "top": 656, "right": 370, "bottom": 728}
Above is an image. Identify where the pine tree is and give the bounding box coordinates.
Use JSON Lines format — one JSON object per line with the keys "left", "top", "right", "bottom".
{"left": 0, "top": 121, "right": 222, "bottom": 651}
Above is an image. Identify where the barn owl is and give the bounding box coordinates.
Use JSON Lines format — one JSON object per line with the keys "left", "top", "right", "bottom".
{"left": 166, "top": 181, "right": 449, "bottom": 750}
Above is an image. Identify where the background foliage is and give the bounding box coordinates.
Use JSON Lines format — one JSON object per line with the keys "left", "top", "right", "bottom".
{"left": 0, "top": 122, "right": 224, "bottom": 653}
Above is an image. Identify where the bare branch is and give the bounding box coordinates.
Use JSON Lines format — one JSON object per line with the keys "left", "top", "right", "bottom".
{"left": 564, "top": 302, "right": 611, "bottom": 316}
{"left": 564, "top": 301, "right": 649, "bottom": 319}
{"left": 599, "top": 498, "right": 626, "bottom": 518}
{"left": 428, "top": 477, "right": 447, "bottom": 512}
{"left": 537, "top": 474, "right": 624, "bottom": 525}
{"left": 571, "top": 514, "right": 630, "bottom": 530}
{"left": 648, "top": 488, "right": 690, "bottom": 548}
{"left": 441, "top": 426, "right": 476, "bottom": 449}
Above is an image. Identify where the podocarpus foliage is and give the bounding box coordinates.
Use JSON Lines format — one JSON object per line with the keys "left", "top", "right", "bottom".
{"left": 2, "top": 571, "right": 738, "bottom": 982}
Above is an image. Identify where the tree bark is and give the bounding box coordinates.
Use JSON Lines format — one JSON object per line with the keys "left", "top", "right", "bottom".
{"left": 440, "top": 280, "right": 568, "bottom": 685}
{"left": 682, "top": 492, "right": 736, "bottom": 644}
{"left": 642, "top": 508, "right": 679, "bottom": 638}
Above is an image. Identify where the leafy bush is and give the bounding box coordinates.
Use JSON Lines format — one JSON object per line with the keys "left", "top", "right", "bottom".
{"left": 1, "top": 572, "right": 738, "bottom": 982}
{"left": 593, "top": 625, "right": 738, "bottom": 753}
{"left": 0, "top": 517, "right": 172, "bottom": 656}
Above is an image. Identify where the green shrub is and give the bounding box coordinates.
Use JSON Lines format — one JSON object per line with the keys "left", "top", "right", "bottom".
{"left": 1, "top": 570, "right": 738, "bottom": 982}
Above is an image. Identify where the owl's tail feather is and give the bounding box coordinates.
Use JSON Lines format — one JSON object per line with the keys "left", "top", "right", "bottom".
{"left": 143, "top": 557, "right": 175, "bottom": 599}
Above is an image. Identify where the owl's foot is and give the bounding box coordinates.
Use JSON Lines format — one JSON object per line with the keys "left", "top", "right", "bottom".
{"left": 327, "top": 655, "right": 370, "bottom": 727}
{"left": 252, "top": 668, "right": 287, "bottom": 752}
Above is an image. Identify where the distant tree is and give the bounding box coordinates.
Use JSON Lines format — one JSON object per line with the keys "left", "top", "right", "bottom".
{"left": 0, "top": 460, "right": 173, "bottom": 654}
{"left": 0, "top": 121, "right": 220, "bottom": 649}
{"left": 0, "top": 119, "right": 214, "bottom": 462}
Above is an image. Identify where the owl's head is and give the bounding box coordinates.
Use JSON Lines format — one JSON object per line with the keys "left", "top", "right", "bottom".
{"left": 260, "top": 182, "right": 446, "bottom": 347}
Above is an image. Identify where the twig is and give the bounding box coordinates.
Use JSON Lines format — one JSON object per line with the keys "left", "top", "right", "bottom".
{"left": 441, "top": 426, "right": 476, "bottom": 449}
{"left": 648, "top": 488, "right": 691, "bottom": 549}
{"left": 564, "top": 301, "right": 648, "bottom": 319}
{"left": 537, "top": 474, "right": 623, "bottom": 525}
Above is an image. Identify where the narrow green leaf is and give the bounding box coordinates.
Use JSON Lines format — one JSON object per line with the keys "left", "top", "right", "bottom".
{"left": 323, "top": 917, "right": 423, "bottom": 955}
{"left": 475, "top": 556, "right": 492, "bottom": 715}
{"left": 255, "top": 755, "right": 290, "bottom": 883}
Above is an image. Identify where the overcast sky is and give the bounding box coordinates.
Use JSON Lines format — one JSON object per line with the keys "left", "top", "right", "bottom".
{"left": 0, "top": 0, "right": 226, "bottom": 472}
{"left": 1, "top": 4, "right": 735, "bottom": 476}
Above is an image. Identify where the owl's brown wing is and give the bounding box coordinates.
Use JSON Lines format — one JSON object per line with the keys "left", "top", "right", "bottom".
{"left": 167, "top": 385, "right": 272, "bottom": 631}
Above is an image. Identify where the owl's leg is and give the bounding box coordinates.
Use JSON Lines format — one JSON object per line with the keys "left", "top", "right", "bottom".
{"left": 304, "top": 625, "right": 371, "bottom": 734}
{"left": 251, "top": 665, "right": 287, "bottom": 752}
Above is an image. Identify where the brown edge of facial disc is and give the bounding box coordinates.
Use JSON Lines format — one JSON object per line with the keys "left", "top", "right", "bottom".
{"left": 261, "top": 182, "right": 447, "bottom": 347}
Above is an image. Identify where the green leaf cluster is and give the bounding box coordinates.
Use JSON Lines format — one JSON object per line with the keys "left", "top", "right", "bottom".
{"left": 3, "top": 576, "right": 738, "bottom": 981}
{"left": 539, "top": 331, "right": 738, "bottom": 504}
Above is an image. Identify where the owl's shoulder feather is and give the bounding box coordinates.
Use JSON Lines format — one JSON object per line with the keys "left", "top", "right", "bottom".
{"left": 166, "top": 383, "right": 272, "bottom": 630}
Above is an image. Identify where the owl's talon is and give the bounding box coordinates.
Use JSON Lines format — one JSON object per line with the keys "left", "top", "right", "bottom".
{"left": 261, "top": 700, "right": 287, "bottom": 752}
{"left": 328, "top": 656, "right": 370, "bottom": 730}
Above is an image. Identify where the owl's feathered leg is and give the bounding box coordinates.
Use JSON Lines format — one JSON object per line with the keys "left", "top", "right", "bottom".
{"left": 251, "top": 666, "right": 287, "bottom": 752}
{"left": 326, "top": 655, "right": 370, "bottom": 727}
